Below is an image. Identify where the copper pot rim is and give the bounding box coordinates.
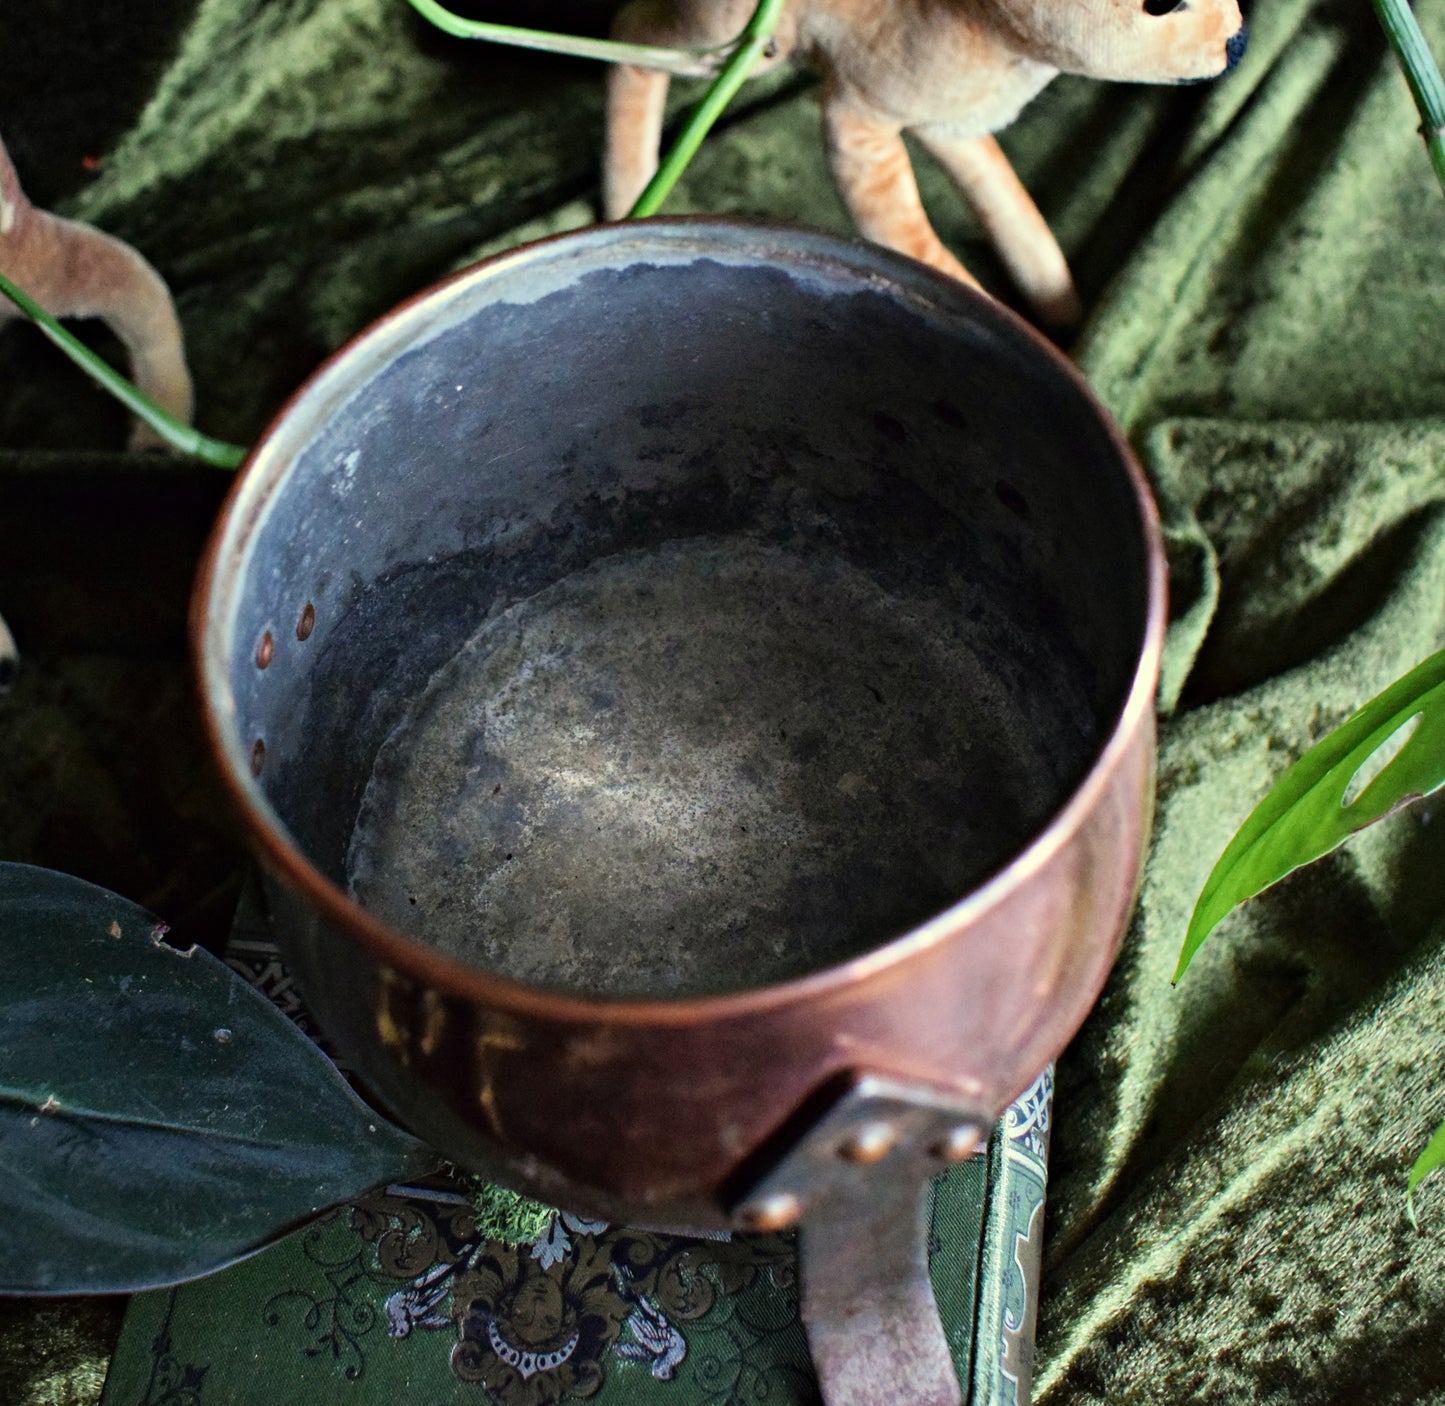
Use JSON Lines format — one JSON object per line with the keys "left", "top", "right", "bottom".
{"left": 191, "top": 215, "right": 1167, "bottom": 1030}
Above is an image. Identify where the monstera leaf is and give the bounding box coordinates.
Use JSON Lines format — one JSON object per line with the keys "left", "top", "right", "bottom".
{"left": 0, "top": 863, "right": 439, "bottom": 1293}
{"left": 1177, "top": 647, "right": 1445, "bottom": 1213}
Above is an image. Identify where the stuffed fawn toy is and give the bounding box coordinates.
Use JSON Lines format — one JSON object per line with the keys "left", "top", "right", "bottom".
{"left": 605, "top": 0, "right": 1248, "bottom": 326}
{"left": 0, "top": 133, "right": 192, "bottom": 450}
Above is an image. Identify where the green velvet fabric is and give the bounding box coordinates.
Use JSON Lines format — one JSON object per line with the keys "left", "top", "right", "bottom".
{"left": 2, "top": 0, "right": 1444, "bottom": 1399}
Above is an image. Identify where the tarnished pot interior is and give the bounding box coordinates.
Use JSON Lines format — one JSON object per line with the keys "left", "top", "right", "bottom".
{"left": 194, "top": 220, "right": 1163, "bottom": 1226}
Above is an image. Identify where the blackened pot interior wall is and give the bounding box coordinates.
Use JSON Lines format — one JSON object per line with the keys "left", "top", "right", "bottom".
{"left": 231, "top": 257, "right": 1148, "bottom": 903}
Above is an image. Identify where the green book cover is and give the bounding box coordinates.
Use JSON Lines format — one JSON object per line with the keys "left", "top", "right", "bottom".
{"left": 101, "top": 902, "right": 1050, "bottom": 1406}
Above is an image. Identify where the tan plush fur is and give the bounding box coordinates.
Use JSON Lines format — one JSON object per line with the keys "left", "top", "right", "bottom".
{"left": 0, "top": 135, "right": 193, "bottom": 450}
{"left": 604, "top": 0, "right": 1246, "bottom": 326}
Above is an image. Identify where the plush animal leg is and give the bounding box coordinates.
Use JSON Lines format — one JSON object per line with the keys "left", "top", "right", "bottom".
{"left": 0, "top": 136, "right": 193, "bottom": 451}
{"left": 605, "top": 61, "right": 673, "bottom": 219}
{"left": 911, "top": 129, "right": 1080, "bottom": 330}
{"left": 822, "top": 104, "right": 979, "bottom": 289}
{"left": 606, "top": 0, "right": 706, "bottom": 219}
{"left": 604, "top": 0, "right": 784, "bottom": 219}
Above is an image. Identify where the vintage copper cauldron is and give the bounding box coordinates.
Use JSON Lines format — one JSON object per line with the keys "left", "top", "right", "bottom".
{"left": 193, "top": 220, "right": 1164, "bottom": 1406}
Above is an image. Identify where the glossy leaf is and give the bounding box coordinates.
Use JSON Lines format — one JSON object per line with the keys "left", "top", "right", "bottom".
{"left": 0, "top": 863, "right": 438, "bottom": 1294}
{"left": 1407, "top": 1116, "right": 1445, "bottom": 1226}
{"left": 1177, "top": 647, "right": 1445, "bottom": 982}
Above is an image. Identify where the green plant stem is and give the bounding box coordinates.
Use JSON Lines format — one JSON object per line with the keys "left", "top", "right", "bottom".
{"left": 2, "top": 0, "right": 784, "bottom": 464}
{"left": 405, "top": 0, "right": 785, "bottom": 220}
{"left": 0, "top": 271, "right": 247, "bottom": 468}
{"left": 1371, "top": 0, "right": 1445, "bottom": 195}
{"left": 404, "top": 0, "right": 728, "bottom": 75}
{"left": 627, "top": 0, "right": 785, "bottom": 218}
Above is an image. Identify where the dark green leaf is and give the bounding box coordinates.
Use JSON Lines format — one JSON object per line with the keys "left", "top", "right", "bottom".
{"left": 1407, "top": 1116, "right": 1445, "bottom": 1227}
{"left": 1177, "top": 647, "right": 1445, "bottom": 981}
{"left": 0, "top": 863, "right": 438, "bottom": 1294}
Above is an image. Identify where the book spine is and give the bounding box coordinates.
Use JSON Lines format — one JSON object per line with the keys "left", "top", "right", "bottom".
{"left": 971, "top": 1066, "right": 1052, "bottom": 1406}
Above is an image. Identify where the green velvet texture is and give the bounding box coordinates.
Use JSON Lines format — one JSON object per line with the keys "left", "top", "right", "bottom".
{"left": 2, "top": 0, "right": 1443, "bottom": 1399}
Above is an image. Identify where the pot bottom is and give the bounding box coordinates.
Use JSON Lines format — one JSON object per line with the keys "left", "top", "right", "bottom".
{"left": 346, "top": 530, "right": 1074, "bottom": 998}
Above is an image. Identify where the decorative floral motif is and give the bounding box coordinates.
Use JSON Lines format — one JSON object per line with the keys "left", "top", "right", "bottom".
{"left": 235, "top": 916, "right": 809, "bottom": 1404}
{"left": 139, "top": 1289, "right": 209, "bottom": 1405}
{"left": 261, "top": 1220, "right": 389, "bottom": 1382}
{"left": 616, "top": 1290, "right": 688, "bottom": 1380}
{"left": 531, "top": 1212, "right": 608, "bottom": 1270}
{"left": 676, "top": 1270, "right": 814, "bottom": 1405}
{"left": 1002, "top": 1067, "right": 1053, "bottom": 1166}
{"left": 451, "top": 1235, "right": 629, "bottom": 1402}
{"left": 385, "top": 1260, "right": 456, "bottom": 1338}
{"left": 223, "top": 933, "right": 348, "bottom": 1069}
{"left": 264, "top": 1181, "right": 803, "bottom": 1404}
{"left": 354, "top": 1186, "right": 477, "bottom": 1280}
{"left": 1001, "top": 1197, "right": 1044, "bottom": 1403}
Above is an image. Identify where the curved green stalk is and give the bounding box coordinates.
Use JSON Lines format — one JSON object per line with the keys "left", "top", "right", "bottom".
{"left": 406, "top": 0, "right": 786, "bottom": 220}
{"left": 0, "top": 271, "right": 246, "bottom": 468}
{"left": 404, "top": 0, "right": 729, "bottom": 75}
{"left": 1371, "top": 0, "right": 1445, "bottom": 195}
{"left": 1, "top": 0, "right": 783, "bottom": 464}
{"left": 627, "top": 0, "right": 785, "bottom": 217}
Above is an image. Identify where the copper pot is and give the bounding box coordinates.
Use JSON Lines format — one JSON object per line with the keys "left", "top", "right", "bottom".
{"left": 193, "top": 219, "right": 1163, "bottom": 1405}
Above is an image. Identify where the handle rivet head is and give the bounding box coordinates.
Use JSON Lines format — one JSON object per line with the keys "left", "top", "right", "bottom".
{"left": 839, "top": 1121, "right": 898, "bottom": 1164}
{"left": 932, "top": 1124, "right": 982, "bottom": 1163}
{"left": 740, "top": 1191, "right": 803, "bottom": 1232}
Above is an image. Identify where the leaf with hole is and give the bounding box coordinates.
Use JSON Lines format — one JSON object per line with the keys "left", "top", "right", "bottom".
{"left": 0, "top": 863, "right": 439, "bottom": 1294}
{"left": 1177, "top": 646, "right": 1445, "bottom": 982}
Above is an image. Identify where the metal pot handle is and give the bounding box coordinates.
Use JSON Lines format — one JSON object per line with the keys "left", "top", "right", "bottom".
{"left": 731, "top": 1073, "right": 990, "bottom": 1406}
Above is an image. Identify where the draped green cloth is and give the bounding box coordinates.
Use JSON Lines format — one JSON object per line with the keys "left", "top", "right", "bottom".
{"left": 2, "top": 0, "right": 1444, "bottom": 1399}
